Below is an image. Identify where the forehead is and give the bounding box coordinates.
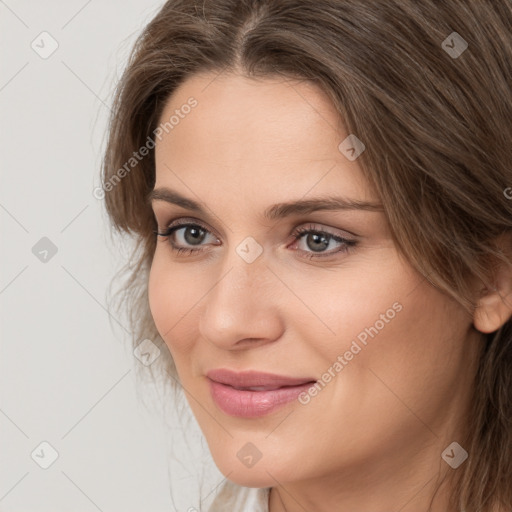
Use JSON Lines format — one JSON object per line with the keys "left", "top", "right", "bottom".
{"left": 157, "top": 71, "right": 342, "bottom": 154}
{"left": 154, "top": 71, "right": 373, "bottom": 203}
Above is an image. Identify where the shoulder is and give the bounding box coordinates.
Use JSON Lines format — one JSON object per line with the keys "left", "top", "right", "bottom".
{"left": 208, "top": 479, "right": 271, "bottom": 512}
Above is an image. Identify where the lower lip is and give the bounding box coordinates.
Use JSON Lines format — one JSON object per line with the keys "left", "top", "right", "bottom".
{"left": 208, "top": 379, "right": 316, "bottom": 418}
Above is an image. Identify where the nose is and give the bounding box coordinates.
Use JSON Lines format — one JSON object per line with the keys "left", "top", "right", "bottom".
{"left": 198, "top": 250, "right": 285, "bottom": 350}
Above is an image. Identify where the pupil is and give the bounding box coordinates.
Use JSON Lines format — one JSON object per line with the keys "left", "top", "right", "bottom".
{"left": 185, "top": 227, "right": 205, "bottom": 245}
{"left": 307, "top": 233, "right": 328, "bottom": 252}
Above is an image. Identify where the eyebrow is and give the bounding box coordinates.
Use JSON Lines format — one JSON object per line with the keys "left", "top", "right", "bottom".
{"left": 147, "top": 187, "right": 384, "bottom": 220}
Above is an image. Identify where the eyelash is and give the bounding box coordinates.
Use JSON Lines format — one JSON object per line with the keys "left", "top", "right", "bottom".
{"left": 153, "top": 219, "right": 357, "bottom": 260}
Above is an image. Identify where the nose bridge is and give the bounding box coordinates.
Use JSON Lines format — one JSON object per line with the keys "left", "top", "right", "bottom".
{"left": 214, "top": 235, "right": 272, "bottom": 303}
{"left": 198, "top": 244, "right": 283, "bottom": 348}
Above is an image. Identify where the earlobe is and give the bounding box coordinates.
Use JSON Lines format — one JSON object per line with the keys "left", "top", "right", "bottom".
{"left": 472, "top": 235, "right": 512, "bottom": 334}
{"left": 473, "top": 288, "right": 512, "bottom": 333}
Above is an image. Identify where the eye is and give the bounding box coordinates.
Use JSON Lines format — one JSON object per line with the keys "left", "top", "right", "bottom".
{"left": 154, "top": 219, "right": 357, "bottom": 259}
{"left": 154, "top": 219, "right": 220, "bottom": 255}
{"left": 288, "top": 224, "right": 357, "bottom": 259}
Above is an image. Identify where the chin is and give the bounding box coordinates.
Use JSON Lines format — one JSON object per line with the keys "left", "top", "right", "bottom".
{"left": 208, "top": 445, "right": 287, "bottom": 488}
{"left": 216, "top": 463, "right": 275, "bottom": 488}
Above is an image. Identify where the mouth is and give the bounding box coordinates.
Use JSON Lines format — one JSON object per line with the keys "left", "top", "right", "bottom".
{"left": 229, "top": 384, "right": 309, "bottom": 391}
{"left": 206, "top": 368, "right": 317, "bottom": 388}
{"left": 206, "top": 369, "right": 317, "bottom": 418}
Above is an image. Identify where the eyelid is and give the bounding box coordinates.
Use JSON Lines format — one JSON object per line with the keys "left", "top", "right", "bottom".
{"left": 290, "top": 222, "right": 357, "bottom": 241}
{"left": 158, "top": 215, "right": 357, "bottom": 239}
{"left": 158, "top": 216, "right": 221, "bottom": 239}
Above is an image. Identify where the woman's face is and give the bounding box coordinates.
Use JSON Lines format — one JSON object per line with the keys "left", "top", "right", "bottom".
{"left": 148, "top": 72, "right": 481, "bottom": 491}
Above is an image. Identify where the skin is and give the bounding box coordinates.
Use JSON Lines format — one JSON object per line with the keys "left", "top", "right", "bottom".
{"left": 147, "top": 71, "right": 512, "bottom": 512}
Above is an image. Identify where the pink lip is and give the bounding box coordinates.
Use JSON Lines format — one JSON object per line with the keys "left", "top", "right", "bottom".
{"left": 206, "top": 369, "right": 317, "bottom": 418}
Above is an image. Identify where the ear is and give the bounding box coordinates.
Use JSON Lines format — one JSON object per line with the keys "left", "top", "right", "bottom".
{"left": 473, "top": 232, "right": 512, "bottom": 334}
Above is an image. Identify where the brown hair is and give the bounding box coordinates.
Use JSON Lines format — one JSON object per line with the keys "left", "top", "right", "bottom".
{"left": 101, "top": 1, "right": 512, "bottom": 510}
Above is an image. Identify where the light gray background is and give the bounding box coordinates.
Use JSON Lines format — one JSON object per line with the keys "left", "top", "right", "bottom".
{"left": 0, "top": 1, "right": 223, "bottom": 510}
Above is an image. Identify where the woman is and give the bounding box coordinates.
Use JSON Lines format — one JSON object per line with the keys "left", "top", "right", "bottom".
{"left": 101, "top": 1, "right": 512, "bottom": 510}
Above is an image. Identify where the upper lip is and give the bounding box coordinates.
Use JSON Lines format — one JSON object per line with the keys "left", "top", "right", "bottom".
{"left": 206, "top": 369, "right": 317, "bottom": 389}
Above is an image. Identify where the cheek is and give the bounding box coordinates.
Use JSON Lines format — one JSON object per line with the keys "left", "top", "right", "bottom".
{"left": 147, "top": 254, "right": 168, "bottom": 334}
{"left": 312, "top": 260, "right": 467, "bottom": 409}
{"left": 148, "top": 251, "right": 216, "bottom": 364}
{"left": 304, "top": 259, "right": 410, "bottom": 363}
{"left": 342, "top": 280, "right": 472, "bottom": 421}
{"left": 148, "top": 253, "right": 193, "bottom": 352}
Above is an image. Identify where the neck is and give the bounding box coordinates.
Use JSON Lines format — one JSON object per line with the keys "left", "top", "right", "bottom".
{"left": 268, "top": 437, "right": 463, "bottom": 512}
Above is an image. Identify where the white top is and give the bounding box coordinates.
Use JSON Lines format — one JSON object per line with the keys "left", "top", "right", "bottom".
{"left": 208, "top": 480, "right": 270, "bottom": 511}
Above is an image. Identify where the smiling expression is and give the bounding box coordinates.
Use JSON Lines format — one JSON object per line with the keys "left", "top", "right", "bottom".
{"left": 147, "top": 71, "right": 480, "bottom": 492}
